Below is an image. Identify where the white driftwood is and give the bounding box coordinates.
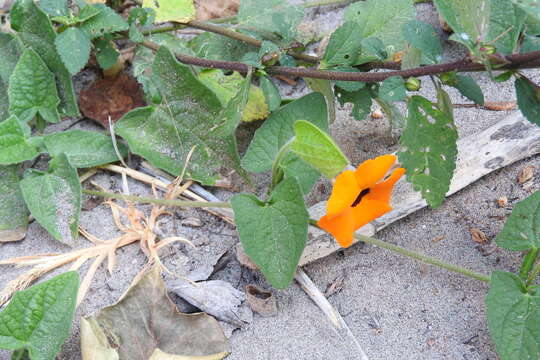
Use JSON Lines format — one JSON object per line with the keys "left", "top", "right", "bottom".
{"left": 301, "top": 113, "right": 540, "bottom": 266}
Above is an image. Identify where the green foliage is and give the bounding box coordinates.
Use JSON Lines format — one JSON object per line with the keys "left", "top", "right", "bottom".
{"left": 344, "top": 0, "right": 415, "bottom": 57}
{"left": 11, "top": 0, "right": 79, "bottom": 117}
{"left": 8, "top": 49, "right": 61, "bottom": 123}
{"left": 20, "top": 154, "right": 82, "bottom": 245}
{"left": 79, "top": 4, "right": 128, "bottom": 39}
{"left": 190, "top": 32, "right": 256, "bottom": 62}
{"left": 142, "top": 0, "right": 195, "bottom": 24}
{"left": 304, "top": 78, "right": 336, "bottom": 124}
{"left": 93, "top": 38, "right": 119, "bottom": 70}
{"left": 0, "top": 116, "right": 40, "bottom": 165}
{"left": 486, "top": 271, "right": 540, "bottom": 360}
{"left": 237, "top": 0, "right": 304, "bottom": 42}
{"left": 0, "top": 34, "right": 22, "bottom": 121}
{"left": 487, "top": 0, "right": 527, "bottom": 54}
{"left": 38, "top": 0, "right": 68, "bottom": 17}
{"left": 231, "top": 178, "right": 308, "bottom": 289}
{"left": 0, "top": 272, "right": 79, "bottom": 360}
{"left": 402, "top": 20, "right": 443, "bottom": 64}
{"left": 43, "top": 130, "right": 127, "bottom": 168}
{"left": 0, "top": 165, "right": 29, "bottom": 232}
{"left": 496, "top": 190, "right": 540, "bottom": 251}
{"left": 336, "top": 87, "right": 373, "bottom": 121}
{"left": 291, "top": 120, "right": 348, "bottom": 179}
{"left": 260, "top": 76, "right": 281, "bottom": 112}
{"left": 379, "top": 76, "right": 407, "bottom": 102}
{"left": 55, "top": 27, "right": 91, "bottom": 75}
{"left": 441, "top": 72, "right": 485, "bottom": 105}
{"left": 515, "top": 76, "right": 540, "bottom": 126}
{"left": 116, "top": 47, "right": 249, "bottom": 185}
{"left": 398, "top": 96, "right": 458, "bottom": 208}
{"left": 512, "top": 0, "right": 540, "bottom": 21}
{"left": 322, "top": 21, "right": 362, "bottom": 66}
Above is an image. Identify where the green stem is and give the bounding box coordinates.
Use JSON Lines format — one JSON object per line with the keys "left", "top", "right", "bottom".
{"left": 83, "top": 189, "right": 231, "bottom": 208}
{"left": 520, "top": 248, "right": 539, "bottom": 280}
{"left": 527, "top": 261, "right": 540, "bottom": 287}
{"left": 308, "top": 219, "right": 491, "bottom": 283}
{"left": 271, "top": 139, "right": 295, "bottom": 190}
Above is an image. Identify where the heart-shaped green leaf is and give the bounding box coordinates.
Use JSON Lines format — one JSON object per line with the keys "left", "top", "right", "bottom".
{"left": 0, "top": 115, "right": 40, "bottom": 165}
{"left": 0, "top": 165, "right": 29, "bottom": 239}
{"left": 496, "top": 190, "right": 540, "bottom": 251}
{"left": 231, "top": 178, "right": 308, "bottom": 289}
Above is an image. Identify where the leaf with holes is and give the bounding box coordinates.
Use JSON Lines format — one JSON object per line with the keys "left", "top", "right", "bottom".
{"left": 10, "top": 0, "right": 79, "bottom": 117}
{"left": 515, "top": 76, "right": 540, "bottom": 126}
{"left": 142, "top": 0, "right": 196, "bottom": 24}
{"left": 9, "top": 49, "right": 61, "bottom": 123}
{"left": 0, "top": 116, "right": 40, "bottom": 165}
{"left": 496, "top": 190, "right": 540, "bottom": 251}
{"left": 322, "top": 21, "right": 362, "bottom": 66}
{"left": 336, "top": 87, "right": 373, "bottom": 121}
{"left": 344, "top": 0, "right": 415, "bottom": 56}
{"left": 116, "top": 47, "right": 249, "bottom": 184}
{"left": 0, "top": 272, "right": 79, "bottom": 360}
{"left": 79, "top": 4, "right": 128, "bottom": 39}
{"left": 398, "top": 96, "right": 458, "bottom": 208}
{"left": 486, "top": 271, "right": 540, "bottom": 360}
{"left": 0, "top": 165, "right": 29, "bottom": 240}
{"left": 231, "top": 178, "right": 308, "bottom": 289}
{"left": 291, "top": 120, "right": 348, "bottom": 179}
{"left": 44, "top": 130, "right": 127, "bottom": 168}
{"left": 20, "top": 153, "right": 81, "bottom": 245}
{"left": 55, "top": 27, "right": 91, "bottom": 75}
{"left": 379, "top": 76, "right": 407, "bottom": 102}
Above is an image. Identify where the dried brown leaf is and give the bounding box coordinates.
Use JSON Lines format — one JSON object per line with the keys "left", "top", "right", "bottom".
{"left": 496, "top": 196, "right": 508, "bottom": 208}
{"left": 483, "top": 101, "right": 516, "bottom": 111}
{"left": 518, "top": 165, "right": 535, "bottom": 184}
{"left": 469, "top": 228, "right": 489, "bottom": 244}
{"left": 79, "top": 73, "right": 145, "bottom": 127}
{"left": 195, "top": 0, "right": 239, "bottom": 20}
{"left": 245, "top": 285, "right": 277, "bottom": 317}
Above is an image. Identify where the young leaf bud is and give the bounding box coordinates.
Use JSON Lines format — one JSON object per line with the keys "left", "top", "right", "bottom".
{"left": 405, "top": 77, "right": 421, "bottom": 91}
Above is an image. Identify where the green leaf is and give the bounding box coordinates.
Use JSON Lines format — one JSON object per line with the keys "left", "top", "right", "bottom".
{"left": 0, "top": 272, "right": 79, "bottom": 360}
{"left": 197, "top": 69, "right": 269, "bottom": 123}
{"left": 55, "top": 27, "right": 91, "bottom": 75}
{"left": 0, "top": 33, "right": 23, "bottom": 84}
{"left": 344, "top": 0, "right": 415, "bottom": 56}
{"left": 291, "top": 120, "right": 348, "bottom": 179}
{"left": 231, "top": 178, "right": 308, "bottom": 289}
{"left": 10, "top": 0, "right": 79, "bottom": 117}
{"left": 336, "top": 87, "right": 373, "bottom": 121}
{"left": 0, "top": 116, "right": 40, "bottom": 165}
{"left": 93, "top": 38, "right": 119, "bottom": 70}
{"left": 237, "top": 0, "right": 304, "bottom": 42}
{"left": 260, "top": 76, "right": 281, "bottom": 112}
{"left": 323, "top": 21, "right": 362, "bottom": 66}
{"left": 44, "top": 130, "right": 127, "bottom": 168}
{"left": 358, "top": 37, "right": 388, "bottom": 65}
{"left": 512, "top": 0, "right": 540, "bottom": 21}
{"left": 433, "top": 0, "right": 490, "bottom": 48}
{"left": 116, "top": 47, "right": 249, "bottom": 185}
{"left": 453, "top": 75, "right": 485, "bottom": 105}
{"left": 398, "top": 96, "right": 458, "bottom": 208}
{"left": 379, "top": 76, "right": 407, "bottom": 102}
{"left": 79, "top": 4, "right": 128, "bottom": 39}
{"left": 242, "top": 93, "right": 328, "bottom": 173}
{"left": 39, "top": 0, "right": 68, "bottom": 17}
{"left": 522, "top": 35, "right": 540, "bottom": 52}
{"left": 20, "top": 154, "right": 81, "bottom": 244}
{"left": 401, "top": 45, "right": 423, "bottom": 70}
{"left": 190, "top": 32, "right": 256, "bottom": 62}
{"left": 402, "top": 20, "right": 443, "bottom": 64}
{"left": 8, "top": 49, "right": 61, "bottom": 123}
{"left": 280, "top": 154, "right": 320, "bottom": 195}
{"left": 496, "top": 190, "right": 540, "bottom": 251}
{"left": 331, "top": 66, "right": 366, "bottom": 92}
{"left": 305, "top": 78, "right": 336, "bottom": 124}
{"left": 0, "top": 165, "right": 29, "bottom": 233}
{"left": 487, "top": 0, "right": 527, "bottom": 54}
{"left": 78, "top": 5, "right": 102, "bottom": 22}
{"left": 486, "top": 271, "right": 540, "bottom": 360}
{"left": 515, "top": 76, "right": 540, "bottom": 126}
{"left": 142, "top": 0, "right": 195, "bottom": 23}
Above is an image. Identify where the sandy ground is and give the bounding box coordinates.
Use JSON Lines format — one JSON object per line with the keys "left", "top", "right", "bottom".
{"left": 1, "top": 2, "right": 539, "bottom": 359}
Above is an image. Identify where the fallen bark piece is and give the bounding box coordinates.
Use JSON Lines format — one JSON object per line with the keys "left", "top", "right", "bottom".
{"left": 245, "top": 285, "right": 278, "bottom": 317}
{"left": 170, "top": 279, "right": 253, "bottom": 327}
{"left": 301, "top": 113, "right": 540, "bottom": 265}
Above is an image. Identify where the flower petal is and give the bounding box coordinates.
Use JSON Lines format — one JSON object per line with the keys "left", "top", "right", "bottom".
{"left": 326, "top": 170, "right": 360, "bottom": 217}
{"left": 317, "top": 208, "right": 356, "bottom": 248}
{"left": 368, "top": 167, "right": 406, "bottom": 204}
{"left": 351, "top": 199, "right": 392, "bottom": 229}
{"left": 354, "top": 154, "right": 397, "bottom": 190}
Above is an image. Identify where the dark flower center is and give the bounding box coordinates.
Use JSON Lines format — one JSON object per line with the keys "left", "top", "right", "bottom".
{"left": 351, "top": 188, "right": 370, "bottom": 207}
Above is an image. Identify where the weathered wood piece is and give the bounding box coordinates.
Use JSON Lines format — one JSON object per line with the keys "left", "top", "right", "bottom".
{"left": 301, "top": 113, "right": 540, "bottom": 265}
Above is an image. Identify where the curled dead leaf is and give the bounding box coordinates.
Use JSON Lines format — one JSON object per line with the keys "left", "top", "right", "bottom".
{"left": 195, "top": 0, "right": 239, "bottom": 20}
{"left": 0, "top": 227, "right": 27, "bottom": 242}
{"left": 245, "top": 285, "right": 277, "bottom": 317}
{"left": 469, "top": 228, "right": 489, "bottom": 244}
{"left": 496, "top": 196, "right": 508, "bottom": 208}
{"left": 371, "top": 109, "right": 383, "bottom": 119}
{"left": 518, "top": 165, "right": 535, "bottom": 184}
{"left": 79, "top": 73, "right": 145, "bottom": 127}
{"left": 483, "top": 101, "right": 516, "bottom": 111}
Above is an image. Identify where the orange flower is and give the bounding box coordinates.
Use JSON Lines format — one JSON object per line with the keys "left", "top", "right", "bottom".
{"left": 317, "top": 154, "right": 405, "bottom": 248}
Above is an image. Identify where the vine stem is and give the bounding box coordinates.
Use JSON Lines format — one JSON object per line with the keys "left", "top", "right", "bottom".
{"left": 309, "top": 219, "right": 491, "bottom": 283}
{"left": 141, "top": 40, "right": 540, "bottom": 82}
{"left": 527, "top": 261, "right": 540, "bottom": 287}
{"left": 271, "top": 138, "right": 295, "bottom": 190}
{"left": 83, "top": 189, "right": 231, "bottom": 208}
